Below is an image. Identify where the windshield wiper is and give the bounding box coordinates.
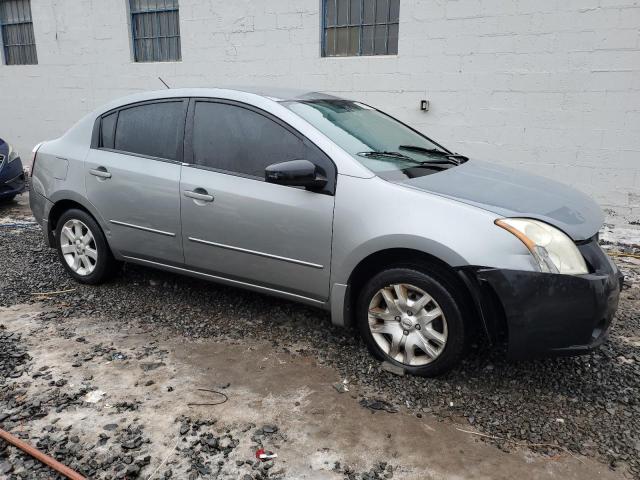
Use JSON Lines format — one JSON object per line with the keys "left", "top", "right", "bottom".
{"left": 399, "top": 145, "right": 468, "bottom": 164}
{"left": 399, "top": 145, "right": 449, "bottom": 155}
{"left": 358, "top": 151, "right": 416, "bottom": 161}
{"left": 357, "top": 151, "right": 453, "bottom": 171}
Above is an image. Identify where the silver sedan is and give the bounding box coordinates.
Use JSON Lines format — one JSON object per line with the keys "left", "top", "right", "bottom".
{"left": 29, "top": 88, "right": 623, "bottom": 376}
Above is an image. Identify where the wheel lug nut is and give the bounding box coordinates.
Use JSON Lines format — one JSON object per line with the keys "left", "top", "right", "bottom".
{"left": 415, "top": 324, "right": 421, "bottom": 330}
{"left": 403, "top": 330, "right": 409, "bottom": 336}
{"left": 407, "top": 311, "right": 413, "bottom": 316}
{"left": 395, "top": 316, "right": 401, "bottom": 322}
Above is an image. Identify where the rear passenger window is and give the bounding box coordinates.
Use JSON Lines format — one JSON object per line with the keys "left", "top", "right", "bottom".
{"left": 114, "top": 101, "right": 183, "bottom": 160}
{"left": 100, "top": 112, "right": 117, "bottom": 149}
{"left": 192, "top": 102, "right": 305, "bottom": 177}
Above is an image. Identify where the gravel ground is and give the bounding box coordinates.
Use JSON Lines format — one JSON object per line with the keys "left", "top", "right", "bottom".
{"left": 0, "top": 303, "right": 409, "bottom": 480}
{"left": 1, "top": 207, "right": 639, "bottom": 478}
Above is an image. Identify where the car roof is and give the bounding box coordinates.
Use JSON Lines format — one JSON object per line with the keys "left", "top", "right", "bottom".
{"left": 103, "top": 87, "right": 345, "bottom": 107}
{"left": 218, "top": 86, "right": 343, "bottom": 102}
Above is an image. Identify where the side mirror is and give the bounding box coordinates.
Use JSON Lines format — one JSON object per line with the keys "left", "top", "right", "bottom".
{"left": 265, "top": 159, "right": 327, "bottom": 190}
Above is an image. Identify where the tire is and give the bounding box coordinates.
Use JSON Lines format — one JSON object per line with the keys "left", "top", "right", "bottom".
{"left": 55, "top": 208, "right": 117, "bottom": 284}
{"left": 356, "top": 267, "right": 467, "bottom": 377}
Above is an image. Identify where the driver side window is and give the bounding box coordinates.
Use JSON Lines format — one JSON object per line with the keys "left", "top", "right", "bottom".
{"left": 191, "top": 101, "right": 336, "bottom": 193}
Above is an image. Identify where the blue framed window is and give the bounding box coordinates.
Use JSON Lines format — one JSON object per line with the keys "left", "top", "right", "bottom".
{"left": 129, "top": 0, "right": 181, "bottom": 62}
{"left": 323, "top": 0, "right": 399, "bottom": 57}
{"left": 0, "top": 0, "right": 37, "bottom": 65}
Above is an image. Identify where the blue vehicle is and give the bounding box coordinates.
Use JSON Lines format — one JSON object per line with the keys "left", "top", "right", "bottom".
{"left": 0, "top": 138, "right": 27, "bottom": 201}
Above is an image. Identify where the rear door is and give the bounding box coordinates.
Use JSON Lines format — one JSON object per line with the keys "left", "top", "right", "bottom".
{"left": 180, "top": 99, "right": 337, "bottom": 301}
{"left": 85, "top": 99, "right": 187, "bottom": 264}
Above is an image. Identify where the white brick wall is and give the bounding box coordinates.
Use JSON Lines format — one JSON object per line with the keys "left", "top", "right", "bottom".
{"left": 1, "top": 0, "right": 639, "bottom": 222}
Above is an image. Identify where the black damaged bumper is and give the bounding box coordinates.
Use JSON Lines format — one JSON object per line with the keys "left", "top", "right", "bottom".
{"left": 463, "top": 239, "right": 623, "bottom": 359}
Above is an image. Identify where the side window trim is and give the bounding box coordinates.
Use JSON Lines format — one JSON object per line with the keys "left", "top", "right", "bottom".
{"left": 98, "top": 110, "right": 119, "bottom": 150}
{"left": 90, "top": 98, "right": 189, "bottom": 164}
{"left": 95, "top": 147, "right": 184, "bottom": 165}
{"left": 183, "top": 97, "right": 337, "bottom": 194}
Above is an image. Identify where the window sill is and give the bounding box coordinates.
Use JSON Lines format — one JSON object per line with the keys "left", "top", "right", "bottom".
{"left": 320, "top": 54, "right": 398, "bottom": 59}
{"left": 131, "top": 60, "right": 183, "bottom": 64}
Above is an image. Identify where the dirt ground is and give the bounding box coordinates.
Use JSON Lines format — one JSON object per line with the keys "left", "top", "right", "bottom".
{"left": 1, "top": 193, "right": 638, "bottom": 480}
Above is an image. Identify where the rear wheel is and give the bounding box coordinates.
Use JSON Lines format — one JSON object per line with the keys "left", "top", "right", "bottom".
{"left": 55, "top": 209, "right": 117, "bottom": 284}
{"left": 357, "top": 267, "right": 467, "bottom": 377}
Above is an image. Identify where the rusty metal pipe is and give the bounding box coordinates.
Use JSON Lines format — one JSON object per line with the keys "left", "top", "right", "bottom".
{"left": 0, "top": 427, "right": 86, "bottom": 480}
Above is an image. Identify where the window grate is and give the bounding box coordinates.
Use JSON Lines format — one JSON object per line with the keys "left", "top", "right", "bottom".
{"left": 0, "top": 0, "right": 37, "bottom": 65}
{"left": 323, "top": 0, "right": 399, "bottom": 57}
{"left": 129, "top": 0, "right": 181, "bottom": 63}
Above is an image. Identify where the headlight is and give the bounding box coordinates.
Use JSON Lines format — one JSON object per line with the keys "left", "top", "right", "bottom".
{"left": 495, "top": 218, "right": 588, "bottom": 275}
{"left": 7, "top": 144, "right": 19, "bottom": 163}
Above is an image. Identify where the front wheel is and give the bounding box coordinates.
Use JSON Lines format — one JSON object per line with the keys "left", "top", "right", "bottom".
{"left": 357, "top": 268, "right": 467, "bottom": 377}
{"left": 55, "top": 209, "right": 117, "bottom": 284}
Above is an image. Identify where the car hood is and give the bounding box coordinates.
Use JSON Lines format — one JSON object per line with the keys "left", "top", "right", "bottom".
{"left": 398, "top": 159, "right": 603, "bottom": 241}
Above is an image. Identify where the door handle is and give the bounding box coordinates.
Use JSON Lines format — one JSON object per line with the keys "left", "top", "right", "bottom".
{"left": 90, "top": 167, "right": 112, "bottom": 179}
{"left": 184, "top": 189, "right": 214, "bottom": 202}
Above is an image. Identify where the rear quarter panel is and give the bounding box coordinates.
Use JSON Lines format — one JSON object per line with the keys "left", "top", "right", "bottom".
{"left": 31, "top": 114, "right": 93, "bottom": 203}
{"left": 30, "top": 112, "right": 105, "bottom": 246}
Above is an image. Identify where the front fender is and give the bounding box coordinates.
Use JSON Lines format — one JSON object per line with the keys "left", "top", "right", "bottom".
{"left": 328, "top": 175, "right": 539, "bottom": 326}
{"left": 328, "top": 235, "right": 469, "bottom": 327}
{"left": 330, "top": 175, "right": 537, "bottom": 286}
{"left": 334, "top": 234, "right": 467, "bottom": 286}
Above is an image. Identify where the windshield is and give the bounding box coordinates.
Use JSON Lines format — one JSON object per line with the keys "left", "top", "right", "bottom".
{"left": 282, "top": 99, "right": 458, "bottom": 178}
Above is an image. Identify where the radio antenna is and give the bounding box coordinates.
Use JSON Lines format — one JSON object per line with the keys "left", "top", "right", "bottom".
{"left": 158, "top": 77, "right": 171, "bottom": 89}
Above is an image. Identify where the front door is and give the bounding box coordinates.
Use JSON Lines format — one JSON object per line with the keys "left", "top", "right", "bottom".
{"left": 180, "top": 99, "right": 337, "bottom": 301}
{"left": 85, "top": 99, "right": 187, "bottom": 264}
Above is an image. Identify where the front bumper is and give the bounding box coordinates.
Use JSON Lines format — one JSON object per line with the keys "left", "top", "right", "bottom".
{"left": 0, "top": 160, "right": 26, "bottom": 198}
{"left": 465, "top": 238, "right": 623, "bottom": 359}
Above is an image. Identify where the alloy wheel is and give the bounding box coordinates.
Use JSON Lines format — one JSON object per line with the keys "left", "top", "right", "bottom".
{"left": 368, "top": 283, "right": 448, "bottom": 366}
{"left": 59, "top": 219, "right": 98, "bottom": 276}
